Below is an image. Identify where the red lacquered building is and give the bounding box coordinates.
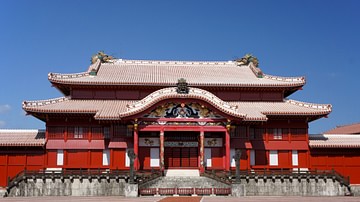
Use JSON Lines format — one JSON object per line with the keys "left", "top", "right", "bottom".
{"left": 1, "top": 56, "right": 339, "bottom": 187}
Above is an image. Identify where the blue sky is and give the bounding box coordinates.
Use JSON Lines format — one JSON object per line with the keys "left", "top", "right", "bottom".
{"left": 0, "top": 0, "right": 359, "bottom": 133}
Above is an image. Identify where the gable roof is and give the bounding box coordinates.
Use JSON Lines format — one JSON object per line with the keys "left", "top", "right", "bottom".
{"left": 323, "top": 123, "right": 360, "bottom": 134}
{"left": 48, "top": 59, "right": 305, "bottom": 89}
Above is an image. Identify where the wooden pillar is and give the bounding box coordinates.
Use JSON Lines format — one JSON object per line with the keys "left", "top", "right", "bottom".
{"left": 133, "top": 124, "right": 139, "bottom": 170}
{"left": 225, "top": 130, "right": 230, "bottom": 171}
{"left": 160, "top": 130, "right": 164, "bottom": 172}
{"left": 199, "top": 131, "right": 205, "bottom": 173}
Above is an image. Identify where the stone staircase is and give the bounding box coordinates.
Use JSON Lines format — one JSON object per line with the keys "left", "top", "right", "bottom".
{"left": 164, "top": 169, "right": 200, "bottom": 177}
{"left": 139, "top": 169, "right": 230, "bottom": 196}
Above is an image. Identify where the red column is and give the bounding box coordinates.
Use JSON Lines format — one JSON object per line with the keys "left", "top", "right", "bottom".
{"left": 225, "top": 130, "right": 230, "bottom": 171}
{"left": 160, "top": 130, "right": 164, "bottom": 172}
{"left": 199, "top": 131, "right": 205, "bottom": 173}
{"left": 133, "top": 127, "right": 139, "bottom": 170}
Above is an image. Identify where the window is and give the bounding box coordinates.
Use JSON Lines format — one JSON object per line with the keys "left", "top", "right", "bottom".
{"left": 150, "top": 148, "right": 160, "bottom": 167}
{"left": 114, "top": 125, "right": 133, "bottom": 137}
{"left": 274, "top": 128, "right": 282, "bottom": 140}
{"left": 91, "top": 127, "right": 103, "bottom": 139}
{"left": 125, "top": 149, "right": 130, "bottom": 167}
{"left": 57, "top": 150, "right": 64, "bottom": 166}
{"left": 291, "top": 128, "right": 307, "bottom": 141}
{"left": 250, "top": 150, "right": 255, "bottom": 166}
{"left": 104, "top": 127, "right": 111, "bottom": 139}
{"left": 249, "top": 128, "right": 255, "bottom": 140}
{"left": 230, "top": 126, "right": 247, "bottom": 138}
{"left": 204, "top": 148, "right": 212, "bottom": 167}
{"left": 48, "top": 127, "right": 64, "bottom": 139}
{"left": 255, "top": 128, "right": 264, "bottom": 140}
{"left": 292, "top": 150, "right": 298, "bottom": 166}
{"left": 74, "top": 127, "right": 83, "bottom": 138}
{"left": 102, "top": 149, "right": 110, "bottom": 166}
{"left": 230, "top": 149, "right": 235, "bottom": 167}
{"left": 269, "top": 150, "right": 278, "bottom": 166}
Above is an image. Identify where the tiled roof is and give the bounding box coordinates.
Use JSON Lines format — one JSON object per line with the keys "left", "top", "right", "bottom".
{"left": 0, "top": 129, "right": 45, "bottom": 147}
{"left": 323, "top": 123, "right": 360, "bottom": 134}
{"left": 309, "top": 134, "right": 360, "bottom": 148}
{"left": 23, "top": 87, "right": 331, "bottom": 121}
{"left": 48, "top": 59, "right": 305, "bottom": 88}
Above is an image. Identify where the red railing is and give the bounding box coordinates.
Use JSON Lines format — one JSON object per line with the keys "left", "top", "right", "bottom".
{"left": 195, "top": 188, "right": 212, "bottom": 195}
{"left": 158, "top": 188, "right": 176, "bottom": 195}
{"left": 177, "top": 188, "right": 194, "bottom": 195}
{"left": 139, "top": 187, "right": 229, "bottom": 196}
{"left": 214, "top": 188, "right": 231, "bottom": 195}
{"left": 139, "top": 188, "right": 157, "bottom": 195}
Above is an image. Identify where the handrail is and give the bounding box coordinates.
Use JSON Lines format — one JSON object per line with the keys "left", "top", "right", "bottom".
{"left": 202, "top": 168, "right": 350, "bottom": 187}
{"left": 6, "top": 168, "right": 162, "bottom": 193}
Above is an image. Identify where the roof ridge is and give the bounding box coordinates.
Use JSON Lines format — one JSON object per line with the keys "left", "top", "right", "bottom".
{"left": 264, "top": 74, "right": 305, "bottom": 83}
{"left": 23, "top": 96, "right": 69, "bottom": 109}
{"left": 116, "top": 58, "right": 235, "bottom": 66}
{"left": 285, "top": 99, "right": 332, "bottom": 111}
{"left": 48, "top": 71, "right": 90, "bottom": 80}
{"left": 0, "top": 129, "right": 43, "bottom": 133}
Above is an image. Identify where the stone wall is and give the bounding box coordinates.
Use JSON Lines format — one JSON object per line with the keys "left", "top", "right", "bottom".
{"left": 231, "top": 178, "right": 350, "bottom": 197}
{"left": 350, "top": 185, "right": 360, "bottom": 196}
{"left": 7, "top": 178, "right": 134, "bottom": 197}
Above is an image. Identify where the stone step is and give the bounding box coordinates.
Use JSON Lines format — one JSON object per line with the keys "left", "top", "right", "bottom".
{"left": 165, "top": 169, "right": 200, "bottom": 177}
{"left": 139, "top": 176, "right": 230, "bottom": 189}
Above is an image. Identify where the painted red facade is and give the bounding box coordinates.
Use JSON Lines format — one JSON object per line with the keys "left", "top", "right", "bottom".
{"left": 1, "top": 56, "right": 359, "bottom": 187}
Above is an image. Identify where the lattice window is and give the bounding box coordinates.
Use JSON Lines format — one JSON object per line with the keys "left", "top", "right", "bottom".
{"left": 47, "top": 127, "right": 65, "bottom": 139}
{"left": 91, "top": 127, "right": 103, "bottom": 139}
{"left": 230, "top": 126, "right": 247, "bottom": 138}
{"left": 103, "top": 127, "right": 111, "bottom": 139}
{"left": 268, "top": 128, "right": 282, "bottom": 140}
{"left": 68, "top": 127, "right": 89, "bottom": 139}
{"left": 113, "top": 125, "right": 133, "bottom": 137}
{"left": 290, "top": 128, "right": 307, "bottom": 140}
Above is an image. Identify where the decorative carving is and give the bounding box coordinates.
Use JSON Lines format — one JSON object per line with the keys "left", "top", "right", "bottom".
{"left": 144, "top": 102, "right": 223, "bottom": 119}
{"left": 235, "top": 54, "right": 259, "bottom": 67}
{"left": 164, "top": 141, "right": 198, "bottom": 147}
{"left": 91, "top": 51, "right": 114, "bottom": 64}
{"left": 207, "top": 138, "right": 218, "bottom": 147}
{"left": 176, "top": 78, "right": 189, "bottom": 94}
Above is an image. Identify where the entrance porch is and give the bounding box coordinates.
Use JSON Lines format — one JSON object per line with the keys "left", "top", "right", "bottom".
{"left": 135, "top": 126, "right": 231, "bottom": 173}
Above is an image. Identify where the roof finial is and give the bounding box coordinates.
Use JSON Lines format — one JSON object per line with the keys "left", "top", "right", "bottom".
{"left": 235, "top": 54, "right": 259, "bottom": 67}
{"left": 91, "top": 51, "right": 114, "bottom": 64}
{"left": 176, "top": 78, "right": 189, "bottom": 94}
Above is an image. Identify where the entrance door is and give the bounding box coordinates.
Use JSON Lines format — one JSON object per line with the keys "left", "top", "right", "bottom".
{"left": 164, "top": 147, "right": 198, "bottom": 168}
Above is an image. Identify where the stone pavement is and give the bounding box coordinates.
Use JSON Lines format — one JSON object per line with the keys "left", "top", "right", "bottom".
{"left": 1, "top": 196, "right": 360, "bottom": 202}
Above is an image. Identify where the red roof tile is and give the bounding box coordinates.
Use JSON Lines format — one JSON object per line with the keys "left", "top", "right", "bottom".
{"left": 48, "top": 59, "right": 305, "bottom": 88}
{"left": 0, "top": 129, "right": 45, "bottom": 147}
{"left": 23, "top": 87, "right": 331, "bottom": 122}
{"left": 323, "top": 123, "right": 360, "bottom": 134}
{"left": 309, "top": 134, "right": 360, "bottom": 148}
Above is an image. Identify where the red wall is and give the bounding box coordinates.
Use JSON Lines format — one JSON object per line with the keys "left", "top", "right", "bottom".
{"left": 0, "top": 149, "right": 45, "bottom": 187}
{"left": 311, "top": 149, "right": 360, "bottom": 184}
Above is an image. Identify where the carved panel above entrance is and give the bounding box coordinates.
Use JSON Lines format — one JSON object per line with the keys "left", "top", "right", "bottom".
{"left": 144, "top": 102, "right": 224, "bottom": 119}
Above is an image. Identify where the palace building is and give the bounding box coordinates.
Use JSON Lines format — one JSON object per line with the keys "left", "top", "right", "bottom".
{"left": 1, "top": 54, "right": 359, "bottom": 195}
